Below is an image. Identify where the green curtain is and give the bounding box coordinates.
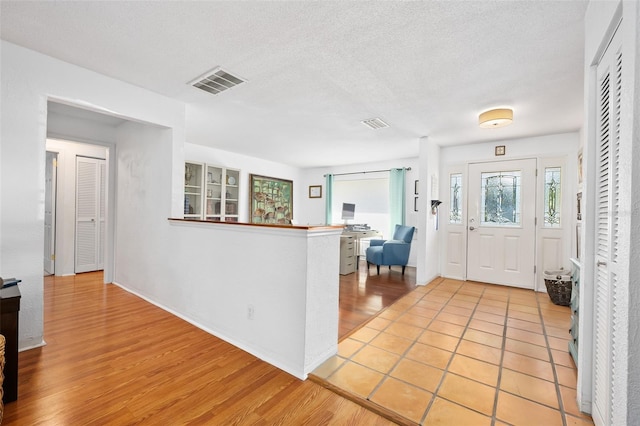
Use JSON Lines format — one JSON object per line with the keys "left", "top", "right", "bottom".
{"left": 325, "top": 174, "right": 334, "bottom": 224}
{"left": 389, "top": 168, "right": 406, "bottom": 229}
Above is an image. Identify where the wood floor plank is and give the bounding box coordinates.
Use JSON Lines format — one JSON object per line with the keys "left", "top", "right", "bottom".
{"left": 3, "top": 270, "right": 403, "bottom": 425}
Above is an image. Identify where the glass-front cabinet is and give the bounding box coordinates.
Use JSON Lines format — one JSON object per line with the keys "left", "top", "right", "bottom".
{"left": 184, "top": 162, "right": 203, "bottom": 219}
{"left": 204, "top": 165, "right": 240, "bottom": 222}
{"left": 185, "top": 162, "right": 240, "bottom": 222}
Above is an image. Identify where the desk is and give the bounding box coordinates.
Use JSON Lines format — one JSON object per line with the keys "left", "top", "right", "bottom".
{"left": 1, "top": 285, "right": 21, "bottom": 403}
{"left": 342, "top": 230, "right": 382, "bottom": 268}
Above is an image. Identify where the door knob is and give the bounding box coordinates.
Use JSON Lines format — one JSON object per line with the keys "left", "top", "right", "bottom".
{"left": 469, "top": 226, "right": 476, "bottom": 231}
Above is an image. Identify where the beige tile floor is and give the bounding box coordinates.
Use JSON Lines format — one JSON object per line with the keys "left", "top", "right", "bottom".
{"left": 312, "top": 278, "right": 594, "bottom": 426}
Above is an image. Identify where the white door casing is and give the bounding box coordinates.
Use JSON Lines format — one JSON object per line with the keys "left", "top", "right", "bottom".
{"left": 44, "top": 151, "right": 57, "bottom": 274}
{"left": 467, "top": 159, "right": 537, "bottom": 289}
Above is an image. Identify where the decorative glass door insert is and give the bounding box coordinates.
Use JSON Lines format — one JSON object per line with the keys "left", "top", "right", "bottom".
{"left": 543, "top": 167, "right": 561, "bottom": 227}
{"left": 480, "top": 171, "right": 521, "bottom": 226}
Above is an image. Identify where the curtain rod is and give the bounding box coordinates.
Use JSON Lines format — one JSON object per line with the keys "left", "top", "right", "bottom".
{"left": 324, "top": 167, "right": 411, "bottom": 177}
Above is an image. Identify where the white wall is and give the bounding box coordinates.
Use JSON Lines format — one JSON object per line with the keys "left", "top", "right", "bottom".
{"left": 1, "top": 41, "right": 343, "bottom": 378}
{"left": 626, "top": 2, "right": 640, "bottom": 420}
{"left": 45, "top": 139, "right": 108, "bottom": 276}
{"left": 117, "top": 125, "right": 341, "bottom": 377}
{"left": 47, "top": 110, "right": 118, "bottom": 145}
{"left": 440, "top": 133, "right": 579, "bottom": 165}
{"left": 416, "top": 137, "right": 440, "bottom": 285}
{"left": 439, "top": 132, "right": 579, "bottom": 292}
{"left": 0, "top": 40, "right": 185, "bottom": 349}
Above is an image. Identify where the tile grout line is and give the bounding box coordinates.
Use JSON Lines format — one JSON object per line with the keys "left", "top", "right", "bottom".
{"left": 418, "top": 280, "right": 490, "bottom": 425}
{"left": 536, "top": 293, "right": 569, "bottom": 426}
{"left": 491, "top": 287, "right": 511, "bottom": 425}
{"left": 319, "top": 281, "right": 443, "bottom": 404}
{"left": 364, "top": 280, "right": 446, "bottom": 405}
{"left": 498, "top": 294, "right": 575, "bottom": 416}
{"left": 324, "top": 280, "right": 581, "bottom": 425}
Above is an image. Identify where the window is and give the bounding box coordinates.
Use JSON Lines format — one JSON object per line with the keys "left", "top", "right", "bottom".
{"left": 480, "top": 171, "right": 521, "bottom": 226}
{"left": 449, "top": 173, "right": 462, "bottom": 224}
{"left": 544, "top": 167, "right": 562, "bottom": 227}
{"left": 331, "top": 176, "right": 390, "bottom": 236}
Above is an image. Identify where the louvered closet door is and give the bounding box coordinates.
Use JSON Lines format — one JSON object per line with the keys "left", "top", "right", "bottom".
{"left": 75, "top": 156, "right": 106, "bottom": 273}
{"left": 592, "top": 26, "right": 622, "bottom": 426}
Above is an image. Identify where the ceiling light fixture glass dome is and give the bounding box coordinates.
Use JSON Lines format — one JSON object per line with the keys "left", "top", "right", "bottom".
{"left": 479, "top": 108, "right": 513, "bottom": 128}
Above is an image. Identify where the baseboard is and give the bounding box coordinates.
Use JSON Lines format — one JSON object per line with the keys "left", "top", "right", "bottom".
{"left": 19, "top": 338, "right": 47, "bottom": 352}
{"left": 110, "top": 281, "right": 310, "bottom": 380}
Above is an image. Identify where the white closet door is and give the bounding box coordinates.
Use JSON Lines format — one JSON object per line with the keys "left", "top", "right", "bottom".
{"left": 75, "top": 156, "right": 105, "bottom": 273}
{"left": 592, "top": 26, "right": 622, "bottom": 426}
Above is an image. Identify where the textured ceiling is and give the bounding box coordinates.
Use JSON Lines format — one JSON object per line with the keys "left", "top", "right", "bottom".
{"left": 1, "top": 1, "right": 588, "bottom": 168}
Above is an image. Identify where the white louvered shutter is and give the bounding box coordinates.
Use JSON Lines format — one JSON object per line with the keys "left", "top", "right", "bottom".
{"left": 592, "top": 26, "right": 622, "bottom": 426}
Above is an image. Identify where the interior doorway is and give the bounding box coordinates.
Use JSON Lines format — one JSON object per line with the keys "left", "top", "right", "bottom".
{"left": 466, "top": 158, "right": 537, "bottom": 289}
{"left": 44, "top": 151, "right": 58, "bottom": 275}
{"left": 45, "top": 138, "right": 109, "bottom": 277}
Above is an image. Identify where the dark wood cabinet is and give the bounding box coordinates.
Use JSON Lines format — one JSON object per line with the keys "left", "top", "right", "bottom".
{"left": 1, "top": 285, "right": 21, "bottom": 403}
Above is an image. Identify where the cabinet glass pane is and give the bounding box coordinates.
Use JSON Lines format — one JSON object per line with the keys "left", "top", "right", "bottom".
{"left": 480, "top": 170, "right": 521, "bottom": 226}
{"left": 184, "top": 163, "right": 203, "bottom": 216}
{"left": 187, "top": 162, "right": 240, "bottom": 221}
{"left": 206, "top": 166, "right": 223, "bottom": 202}
{"left": 544, "top": 167, "right": 561, "bottom": 227}
{"left": 450, "top": 173, "right": 462, "bottom": 224}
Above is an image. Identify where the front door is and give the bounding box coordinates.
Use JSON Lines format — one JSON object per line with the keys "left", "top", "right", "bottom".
{"left": 467, "top": 159, "right": 537, "bottom": 289}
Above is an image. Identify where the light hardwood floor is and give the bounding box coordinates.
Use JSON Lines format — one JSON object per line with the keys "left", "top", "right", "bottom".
{"left": 3, "top": 271, "right": 397, "bottom": 425}
{"left": 339, "top": 263, "right": 416, "bottom": 339}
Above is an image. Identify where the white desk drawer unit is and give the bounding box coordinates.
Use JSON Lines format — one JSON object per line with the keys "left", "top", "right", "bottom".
{"left": 339, "top": 235, "right": 356, "bottom": 275}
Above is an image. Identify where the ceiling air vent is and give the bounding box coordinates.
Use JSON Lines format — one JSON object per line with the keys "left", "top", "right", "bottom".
{"left": 190, "top": 67, "right": 246, "bottom": 95}
{"left": 361, "top": 117, "right": 389, "bottom": 130}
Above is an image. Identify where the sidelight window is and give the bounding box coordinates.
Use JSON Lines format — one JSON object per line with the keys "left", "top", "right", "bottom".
{"left": 544, "top": 167, "right": 562, "bottom": 227}
{"left": 449, "top": 173, "right": 463, "bottom": 224}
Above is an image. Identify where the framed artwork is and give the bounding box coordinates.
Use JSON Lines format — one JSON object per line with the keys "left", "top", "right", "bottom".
{"left": 495, "top": 145, "right": 506, "bottom": 156}
{"left": 414, "top": 180, "right": 419, "bottom": 195}
{"left": 309, "top": 185, "right": 322, "bottom": 198}
{"left": 250, "top": 174, "right": 293, "bottom": 224}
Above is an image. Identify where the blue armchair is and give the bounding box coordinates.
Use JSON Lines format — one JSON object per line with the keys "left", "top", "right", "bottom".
{"left": 365, "top": 225, "right": 415, "bottom": 275}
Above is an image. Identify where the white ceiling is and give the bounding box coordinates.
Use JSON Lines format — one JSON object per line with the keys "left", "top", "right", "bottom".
{"left": 1, "top": 1, "right": 588, "bottom": 168}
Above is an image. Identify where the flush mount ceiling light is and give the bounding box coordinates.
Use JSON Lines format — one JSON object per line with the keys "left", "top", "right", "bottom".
{"left": 361, "top": 118, "right": 389, "bottom": 130}
{"left": 479, "top": 108, "right": 513, "bottom": 128}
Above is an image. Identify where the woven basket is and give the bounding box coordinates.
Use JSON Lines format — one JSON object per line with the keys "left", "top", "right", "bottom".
{"left": 544, "top": 277, "right": 572, "bottom": 306}
{"left": 1, "top": 333, "right": 5, "bottom": 424}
